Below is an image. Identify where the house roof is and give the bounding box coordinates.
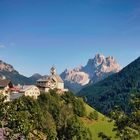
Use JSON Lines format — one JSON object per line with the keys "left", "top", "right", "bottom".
{"left": 20, "top": 85, "right": 36, "bottom": 92}
{"left": 0, "top": 79, "right": 12, "bottom": 87}
{"left": 20, "top": 85, "right": 34, "bottom": 92}
{"left": 10, "top": 87, "right": 20, "bottom": 92}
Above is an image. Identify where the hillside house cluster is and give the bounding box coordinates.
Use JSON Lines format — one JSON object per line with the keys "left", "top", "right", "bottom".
{"left": 0, "top": 78, "right": 40, "bottom": 101}
{"left": 0, "top": 67, "right": 68, "bottom": 102}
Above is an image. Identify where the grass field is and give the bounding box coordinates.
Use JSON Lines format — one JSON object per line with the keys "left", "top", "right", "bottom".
{"left": 81, "top": 104, "right": 119, "bottom": 140}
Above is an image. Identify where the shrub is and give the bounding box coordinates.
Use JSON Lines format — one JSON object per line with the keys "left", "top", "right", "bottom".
{"left": 89, "top": 111, "right": 99, "bottom": 120}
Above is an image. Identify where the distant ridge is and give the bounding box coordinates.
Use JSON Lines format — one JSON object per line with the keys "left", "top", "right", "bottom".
{"left": 29, "top": 73, "right": 42, "bottom": 82}
{"left": 0, "top": 60, "right": 34, "bottom": 85}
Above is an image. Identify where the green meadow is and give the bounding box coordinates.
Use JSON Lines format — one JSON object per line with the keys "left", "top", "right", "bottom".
{"left": 81, "top": 104, "right": 118, "bottom": 140}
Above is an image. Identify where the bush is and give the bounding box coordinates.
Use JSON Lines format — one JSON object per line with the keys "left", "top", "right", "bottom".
{"left": 88, "top": 111, "right": 99, "bottom": 120}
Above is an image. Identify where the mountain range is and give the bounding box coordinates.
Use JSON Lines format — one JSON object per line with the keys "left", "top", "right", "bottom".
{"left": 61, "top": 54, "right": 121, "bottom": 92}
{"left": 78, "top": 56, "right": 140, "bottom": 115}
{"left": 0, "top": 54, "right": 120, "bottom": 90}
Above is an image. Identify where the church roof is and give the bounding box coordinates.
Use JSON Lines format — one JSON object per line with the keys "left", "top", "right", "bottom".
{"left": 37, "top": 67, "right": 63, "bottom": 83}
{"left": 37, "top": 75, "right": 63, "bottom": 83}
{"left": 52, "top": 74, "right": 64, "bottom": 83}
{"left": 37, "top": 76, "right": 50, "bottom": 82}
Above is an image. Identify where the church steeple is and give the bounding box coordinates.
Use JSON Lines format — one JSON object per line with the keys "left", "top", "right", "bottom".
{"left": 51, "top": 66, "right": 56, "bottom": 75}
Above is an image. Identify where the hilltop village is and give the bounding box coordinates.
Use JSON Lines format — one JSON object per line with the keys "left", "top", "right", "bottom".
{"left": 0, "top": 67, "right": 68, "bottom": 102}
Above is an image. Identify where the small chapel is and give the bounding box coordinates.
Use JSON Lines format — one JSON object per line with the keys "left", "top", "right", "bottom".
{"left": 36, "top": 67, "right": 68, "bottom": 93}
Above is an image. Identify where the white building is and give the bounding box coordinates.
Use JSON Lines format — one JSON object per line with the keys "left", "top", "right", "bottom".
{"left": 10, "top": 85, "right": 40, "bottom": 100}
{"left": 36, "top": 67, "right": 68, "bottom": 93}
{"left": 20, "top": 85, "right": 40, "bottom": 99}
{"left": 0, "top": 75, "right": 40, "bottom": 101}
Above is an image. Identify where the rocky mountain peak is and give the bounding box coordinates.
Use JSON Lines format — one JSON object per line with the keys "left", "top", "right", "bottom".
{"left": 73, "top": 65, "right": 83, "bottom": 72}
{"left": 0, "top": 60, "right": 18, "bottom": 74}
{"left": 0, "top": 60, "right": 35, "bottom": 85}
{"left": 61, "top": 54, "right": 121, "bottom": 93}
{"left": 94, "top": 53, "right": 105, "bottom": 64}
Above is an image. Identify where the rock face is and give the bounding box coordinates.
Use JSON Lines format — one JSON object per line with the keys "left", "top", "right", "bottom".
{"left": 0, "top": 60, "right": 18, "bottom": 74}
{"left": 0, "top": 60, "right": 33, "bottom": 85}
{"left": 61, "top": 66, "right": 90, "bottom": 93}
{"left": 61, "top": 54, "right": 121, "bottom": 93}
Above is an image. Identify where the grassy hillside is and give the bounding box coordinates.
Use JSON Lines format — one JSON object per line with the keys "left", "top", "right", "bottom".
{"left": 78, "top": 56, "right": 140, "bottom": 115}
{"left": 81, "top": 104, "right": 118, "bottom": 140}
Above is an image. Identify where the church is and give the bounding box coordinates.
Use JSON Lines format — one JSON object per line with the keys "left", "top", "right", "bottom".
{"left": 36, "top": 67, "right": 68, "bottom": 93}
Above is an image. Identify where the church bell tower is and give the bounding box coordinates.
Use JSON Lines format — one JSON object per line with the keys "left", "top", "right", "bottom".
{"left": 51, "top": 66, "right": 56, "bottom": 75}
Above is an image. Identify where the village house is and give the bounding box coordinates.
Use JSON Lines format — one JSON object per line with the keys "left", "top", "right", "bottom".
{"left": 19, "top": 85, "right": 40, "bottom": 99}
{"left": 36, "top": 67, "right": 68, "bottom": 93}
{"left": 0, "top": 75, "right": 40, "bottom": 101}
{"left": 0, "top": 79, "right": 13, "bottom": 102}
{"left": 10, "top": 85, "right": 40, "bottom": 100}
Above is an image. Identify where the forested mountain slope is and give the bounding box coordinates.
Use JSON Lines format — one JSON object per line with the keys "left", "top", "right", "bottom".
{"left": 78, "top": 56, "right": 140, "bottom": 115}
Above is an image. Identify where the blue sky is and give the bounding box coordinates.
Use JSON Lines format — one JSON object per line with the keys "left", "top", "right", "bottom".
{"left": 0, "top": 0, "right": 140, "bottom": 76}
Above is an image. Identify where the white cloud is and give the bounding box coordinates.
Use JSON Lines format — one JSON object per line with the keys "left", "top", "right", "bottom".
{"left": 0, "top": 44, "right": 6, "bottom": 48}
